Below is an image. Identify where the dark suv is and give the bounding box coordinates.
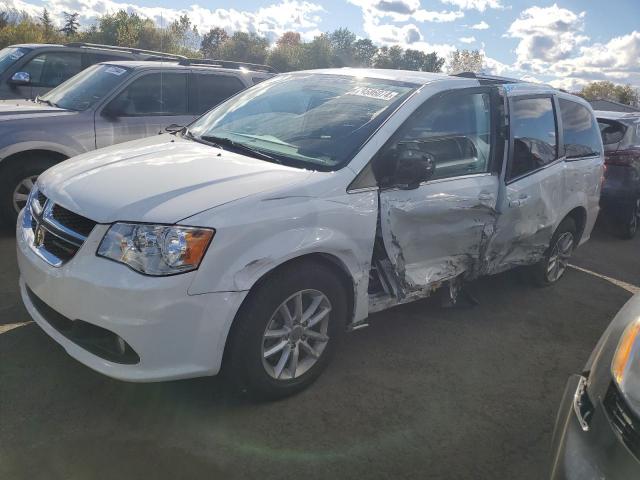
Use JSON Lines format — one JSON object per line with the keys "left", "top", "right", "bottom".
{"left": 597, "top": 111, "right": 640, "bottom": 238}
{"left": 0, "top": 42, "right": 183, "bottom": 100}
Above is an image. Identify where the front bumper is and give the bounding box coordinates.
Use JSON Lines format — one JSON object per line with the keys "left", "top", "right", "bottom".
{"left": 550, "top": 375, "right": 640, "bottom": 479}
{"left": 16, "top": 210, "right": 247, "bottom": 382}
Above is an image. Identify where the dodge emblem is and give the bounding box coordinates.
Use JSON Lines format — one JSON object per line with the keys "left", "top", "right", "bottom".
{"left": 34, "top": 225, "right": 45, "bottom": 247}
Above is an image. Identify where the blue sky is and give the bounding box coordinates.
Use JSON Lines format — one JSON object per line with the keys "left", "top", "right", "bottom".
{"left": 3, "top": 0, "right": 639, "bottom": 90}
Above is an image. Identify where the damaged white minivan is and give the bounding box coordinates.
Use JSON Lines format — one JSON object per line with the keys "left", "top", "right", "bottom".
{"left": 17, "top": 70, "right": 604, "bottom": 397}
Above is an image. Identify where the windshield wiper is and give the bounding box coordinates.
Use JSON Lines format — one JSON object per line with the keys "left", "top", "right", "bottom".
{"left": 200, "top": 135, "right": 281, "bottom": 163}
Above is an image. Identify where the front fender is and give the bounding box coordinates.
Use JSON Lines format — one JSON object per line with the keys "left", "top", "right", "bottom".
{"left": 185, "top": 192, "right": 379, "bottom": 323}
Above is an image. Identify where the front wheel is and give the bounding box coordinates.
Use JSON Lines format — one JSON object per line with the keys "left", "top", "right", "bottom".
{"left": 225, "top": 261, "right": 347, "bottom": 399}
{"left": 0, "top": 155, "right": 59, "bottom": 226}
{"left": 526, "top": 217, "right": 576, "bottom": 287}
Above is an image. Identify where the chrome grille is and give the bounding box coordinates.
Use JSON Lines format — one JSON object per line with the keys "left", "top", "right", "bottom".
{"left": 23, "top": 188, "right": 97, "bottom": 266}
{"left": 603, "top": 382, "right": 640, "bottom": 461}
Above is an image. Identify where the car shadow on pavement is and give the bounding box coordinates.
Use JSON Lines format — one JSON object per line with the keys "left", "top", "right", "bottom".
{"left": 2, "top": 217, "right": 638, "bottom": 480}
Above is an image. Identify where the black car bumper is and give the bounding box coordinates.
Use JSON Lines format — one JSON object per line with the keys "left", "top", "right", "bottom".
{"left": 550, "top": 375, "right": 640, "bottom": 479}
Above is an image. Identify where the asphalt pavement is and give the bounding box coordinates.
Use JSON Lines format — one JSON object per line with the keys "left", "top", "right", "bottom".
{"left": 1, "top": 220, "right": 638, "bottom": 480}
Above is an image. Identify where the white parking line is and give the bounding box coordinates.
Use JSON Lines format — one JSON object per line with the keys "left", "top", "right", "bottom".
{"left": 0, "top": 321, "right": 31, "bottom": 334}
{"left": 569, "top": 264, "right": 640, "bottom": 295}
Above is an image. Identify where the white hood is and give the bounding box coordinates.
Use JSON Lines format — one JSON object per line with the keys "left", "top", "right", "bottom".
{"left": 38, "top": 135, "right": 313, "bottom": 224}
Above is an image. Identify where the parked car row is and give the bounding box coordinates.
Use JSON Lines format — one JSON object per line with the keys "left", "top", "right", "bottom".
{"left": 0, "top": 51, "right": 275, "bottom": 224}
{"left": 3, "top": 42, "right": 640, "bottom": 478}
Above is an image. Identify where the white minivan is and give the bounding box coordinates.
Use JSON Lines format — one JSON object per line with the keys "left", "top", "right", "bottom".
{"left": 17, "top": 69, "right": 604, "bottom": 398}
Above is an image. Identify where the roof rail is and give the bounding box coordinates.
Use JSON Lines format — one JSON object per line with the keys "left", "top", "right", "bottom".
{"left": 453, "top": 72, "right": 521, "bottom": 85}
{"left": 178, "top": 58, "right": 277, "bottom": 73}
{"left": 64, "top": 42, "right": 186, "bottom": 60}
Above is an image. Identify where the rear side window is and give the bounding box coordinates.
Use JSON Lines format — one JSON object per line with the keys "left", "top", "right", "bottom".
{"left": 598, "top": 120, "right": 627, "bottom": 146}
{"left": 22, "top": 52, "right": 83, "bottom": 87}
{"left": 111, "top": 72, "right": 188, "bottom": 116}
{"left": 508, "top": 96, "right": 557, "bottom": 180}
{"left": 559, "top": 99, "right": 601, "bottom": 158}
{"left": 188, "top": 74, "right": 245, "bottom": 115}
{"left": 85, "top": 53, "right": 130, "bottom": 66}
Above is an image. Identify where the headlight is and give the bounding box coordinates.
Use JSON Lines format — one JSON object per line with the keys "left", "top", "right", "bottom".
{"left": 97, "top": 223, "right": 214, "bottom": 276}
{"left": 612, "top": 317, "right": 640, "bottom": 412}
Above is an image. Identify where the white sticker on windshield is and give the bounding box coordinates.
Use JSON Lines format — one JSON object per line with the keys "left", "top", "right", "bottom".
{"left": 9, "top": 51, "right": 25, "bottom": 60}
{"left": 347, "top": 87, "right": 399, "bottom": 101}
{"left": 105, "top": 66, "right": 127, "bottom": 76}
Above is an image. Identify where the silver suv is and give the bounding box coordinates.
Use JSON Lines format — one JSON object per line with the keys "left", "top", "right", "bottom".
{"left": 0, "top": 59, "right": 275, "bottom": 224}
{"left": 0, "top": 42, "right": 183, "bottom": 100}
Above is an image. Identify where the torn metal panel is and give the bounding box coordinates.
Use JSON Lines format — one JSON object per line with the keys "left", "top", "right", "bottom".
{"left": 378, "top": 174, "right": 500, "bottom": 295}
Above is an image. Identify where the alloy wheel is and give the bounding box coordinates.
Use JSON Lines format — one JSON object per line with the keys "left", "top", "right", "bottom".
{"left": 12, "top": 175, "right": 38, "bottom": 214}
{"left": 546, "top": 232, "right": 574, "bottom": 283}
{"left": 261, "top": 289, "right": 332, "bottom": 380}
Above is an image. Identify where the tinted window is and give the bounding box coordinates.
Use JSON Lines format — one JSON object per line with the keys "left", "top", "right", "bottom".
{"left": 598, "top": 120, "right": 627, "bottom": 146}
{"left": 188, "top": 74, "right": 245, "bottom": 115}
{"left": 559, "top": 99, "right": 601, "bottom": 158}
{"left": 86, "top": 53, "right": 130, "bottom": 66}
{"left": 111, "top": 73, "right": 188, "bottom": 116}
{"left": 22, "top": 52, "right": 83, "bottom": 87}
{"left": 0, "top": 47, "right": 31, "bottom": 74}
{"left": 40, "top": 64, "right": 132, "bottom": 111}
{"left": 509, "top": 97, "right": 557, "bottom": 180}
{"left": 382, "top": 91, "right": 492, "bottom": 181}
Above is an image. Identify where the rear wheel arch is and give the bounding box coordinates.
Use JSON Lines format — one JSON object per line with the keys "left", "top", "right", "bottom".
{"left": 564, "top": 206, "right": 587, "bottom": 244}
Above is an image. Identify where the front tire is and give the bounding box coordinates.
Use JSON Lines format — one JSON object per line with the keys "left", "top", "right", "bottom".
{"left": 527, "top": 217, "right": 577, "bottom": 287}
{"left": 0, "top": 155, "right": 59, "bottom": 226}
{"left": 616, "top": 199, "right": 640, "bottom": 240}
{"left": 225, "top": 260, "right": 347, "bottom": 400}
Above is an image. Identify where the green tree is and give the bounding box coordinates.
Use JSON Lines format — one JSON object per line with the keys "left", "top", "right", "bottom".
{"left": 39, "top": 8, "right": 54, "bottom": 40}
{"left": 581, "top": 81, "right": 639, "bottom": 106}
{"left": 300, "top": 34, "right": 333, "bottom": 69}
{"left": 277, "top": 31, "right": 301, "bottom": 48}
{"left": 447, "top": 49, "right": 484, "bottom": 74}
{"left": 328, "top": 28, "right": 356, "bottom": 66}
{"left": 218, "top": 32, "right": 269, "bottom": 64}
{"left": 200, "top": 27, "right": 228, "bottom": 58}
{"left": 60, "top": 12, "right": 80, "bottom": 37}
{"left": 352, "top": 38, "right": 378, "bottom": 67}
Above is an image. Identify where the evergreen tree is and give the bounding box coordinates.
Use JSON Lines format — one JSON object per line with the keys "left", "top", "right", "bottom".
{"left": 60, "top": 12, "right": 80, "bottom": 37}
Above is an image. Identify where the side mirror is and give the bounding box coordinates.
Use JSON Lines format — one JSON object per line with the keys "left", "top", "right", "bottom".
{"left": 9, "top": 72, "right": 31, "bottom": 86}
{"left": 164, "top": 124, "right": 184, "bottom": 134}
{"left": 394, "top": 144, "right": 436, "bottom": 189}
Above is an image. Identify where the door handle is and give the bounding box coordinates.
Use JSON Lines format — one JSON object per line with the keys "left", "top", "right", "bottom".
{"left": 509, "top": 195, "right": 530, "bottom": 208}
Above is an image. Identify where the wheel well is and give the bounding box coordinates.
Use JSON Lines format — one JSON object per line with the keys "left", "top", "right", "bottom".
{"left": 0, "top": 149, "right": 68, "bottom": 171}
{"left": 565, "top": 207, "right": 587, "bottom": 243}
{"left": 220, "top": 253, "right": 357, "bottom": 369}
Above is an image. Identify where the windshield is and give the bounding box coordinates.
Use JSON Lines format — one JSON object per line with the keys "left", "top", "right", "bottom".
{"left": 39, "top": 64, "right": 132, "bottom": 111}
{"left": 188, "top": 74, "right": 416, "bottom": 170}
{"left": 0, "top": 47, "right": 31, "bottom": 74}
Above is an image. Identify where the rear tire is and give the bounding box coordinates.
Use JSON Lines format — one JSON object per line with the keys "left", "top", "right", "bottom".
{"left": 225, "top": 260, "right": 347, "bottom": 400}
{"left": 0, "top": 154, "right": 59, "bottom": 226}
{"left": 526, "top": 217, "right": 577, "bottom": 287}
{"left": 616, "top": 199, "right": 640, "bottom": 240}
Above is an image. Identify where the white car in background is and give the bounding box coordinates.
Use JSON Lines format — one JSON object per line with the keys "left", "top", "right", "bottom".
{"left": 16, "top": 69, "right": 603, "bottom": 398}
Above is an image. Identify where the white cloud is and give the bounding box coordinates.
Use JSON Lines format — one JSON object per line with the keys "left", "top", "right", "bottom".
{"left": 470, "top": 21, "right": 489, "bottom": 30}
{"left": 459, "top": 36, "right": 475, "bottom": 44}
{"left": 1, "top": 0, "right": 325, "bottom": 42}
{"left": 506, "top": 4, "right": 640, "bottom": 88}
{"left": 507, "top": 4, "right": 589, "bottom": 66}
{"left": 439, "top": 0, "right": 502, "bottom": 12}
{"left": 347, "top": 0, "right": 463, "bottom": 23}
